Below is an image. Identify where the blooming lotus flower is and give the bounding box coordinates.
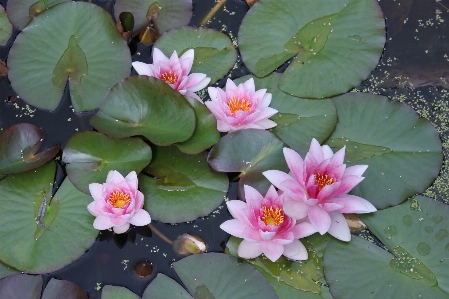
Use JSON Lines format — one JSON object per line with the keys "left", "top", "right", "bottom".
{"left": 87, "top": 170, "right": 151, "bottom": 234}
{"left": 263, "top": 139, "right": 376, "bottom": 242}
{"left": 205, "top": 78, "right": 278, "bottom": 132}
{"left": 220, "top": 185, "right": 317, "bottom": 262}
{"left": 132, "top": 48, "right": 210, "bottom": 102}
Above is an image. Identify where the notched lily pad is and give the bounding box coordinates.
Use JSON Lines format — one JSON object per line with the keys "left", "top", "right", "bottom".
{"left": 0, "top": 123, "right": 60, "bottom": 177}
{"left": 154, "top": 27, "right": 237, "bottom": 84}
{"left": 62, "top": 131, "right": 152, "bottom": 194}
{"left": 8, "top": 2, "right": 131, "bottom": 112}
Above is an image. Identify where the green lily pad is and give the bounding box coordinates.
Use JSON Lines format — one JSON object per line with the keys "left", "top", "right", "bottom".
{"left": 324, "top": 196, "right": 449, "bottom": 298}
{"left": 154, "top": 27, "right": 237, "bottom": 84}
{"left": 41, "top": 278, "right": 86, "bottom": 299}
{"left": 8, "top": 1, "right": 131, "bottom": 112}
{"left": 324, "top": 93, "right": 442, "bottom": 209}
{"left": 0, "top": 274, "right": 42, "bottom": 299}
{"left": 0, "top": 5, "right": 12, "bottom": 45}
{"left": 6, "top": 0, "right": 69, "bottom": 30}
{"left": 0, "top": 161, "right": 98, "bottom": 273}
{"left": 90, "top": 76, "right": 196, "bottom": 146}
{"left": 114, "top": 0, "right": 192, "bottom": 36}
{"left": 238, "top": 0, "right": 385, "bottom": 98}
{"left": 234, "top": 73, "right": 337, "bottom": 156}
{"left": 139, "top": 145, "right": 228, "bottom": 223}
{"left": 0, "top": 262, "right": 19, "bottom": 280}
{"left": 226, "top": 235, "right": 332, "bottom": 299}
{"left": 142, "top": 274, "right": 193, "bottom": 299}
{"left": 207, "top": 129, "right": 287, "bottom": 200}
{"left": 0, "top": 123, "right": 60, "bottom": 177}
{"left": 62, "top": 131, "right": 152, "bottom": 194}
{"left": 174, "top": 97, "right": 220, "bottom": 154}
{"left": 101, "top": 285, "right": 140, "bottom": 299}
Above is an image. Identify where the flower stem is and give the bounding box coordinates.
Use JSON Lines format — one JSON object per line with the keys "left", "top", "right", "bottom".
{"left": 147, "top": 223, "right": 173, "bottom": 245}
{"left": 199, "top": 0, "right": 227, "bottom": 26}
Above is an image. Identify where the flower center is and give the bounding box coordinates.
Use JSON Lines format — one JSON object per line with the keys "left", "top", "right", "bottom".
{"left": 315, "top": 173, "right": 334, "bottom": 192}
{"left": 227, "top": 97, "right": 252, "bottom": 114}
{"left": 261, "top": 206, "right": 284, "bottom": 226}
{"left": 161, "top": 71, "right": 178, "bottom": 84}
{"left": 108, "top": 190, "right": 131, "bottom": 208}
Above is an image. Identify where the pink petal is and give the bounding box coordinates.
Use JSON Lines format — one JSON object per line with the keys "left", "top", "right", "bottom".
{"left": 283, "top": 200, "right": 309, "bottom": 220}
{"left": 259, "top": 230, "right": 277, "bottom": 241}
{"left": 260, "top": 93, "right": 272, "bottom": 108}
{"left": 322, "top": 145, "right": 334, "bottom": 159}
{"left": 330, "top": 194, "right": 377, "bottom": 214}
{"left": 290, "top": 221, "right": 318, "bottom": 239}
{"left": 256, "top": 119, "right": 277, "bottom": 129}
{"left": 220, "top": 219, "right": 246, "bottom": 237}
{"left": 207, "top": 87, "right": 220, "bottom": 101}
{"left": 217, "top": 120, "right": 234, "bottom": 132}
{"left": 321, "top": 202, "right": 343, "bottom": 212}
{"left": 106, "top": 170, "right": 126, "bottom": 185}
{"left": 263, "top": 170, "right": 293, "bottom": 190}
{"left": 93, "top": 216, "right": 114, "bottom": 230}
{"left": 308, "top": 205, "right": 331, "bottom": 235}
{"left": 261, "top": 241, "right": 285, "bottom": 262}
{"left": 132, "top": 62, "right": 152, "bottom": 76}
{"left": 335, "top": 175, "right": 365, "bottom": 194}
{"left": 283, "top": 239, "right": 308, "bottom": 261}
{"left": 184, "top": 92, "right": 203, "bottom": 102}
{"left": 179, "top": 49, "right": 194, "bottom": 71}
{"left": 89, "top": 183, "right": 104, "bottom": 201}
{"left": 125, "top": 171, "right": 138, "bottom": 189}
{"left": 344, "top": 165, "right": 368, "bottom": 176}
{"left": 180, "top": 74, "right": 210, "bottom": 92}
{"left": 238, "top": 240, "right": 263, "bottom": 259}
{"left": 264, "top": 185, "right": 279, "bottom": 202}
{"left": 329, "top": 146, "right": 345, "bottom": 167}
{"left": 242, "top": 78, "right": 255, "bottom": 91}
{"left": 250, "top": 107, "right": 278, "bottom": 123}
{"left": 152, "top": 47, "right": 169, "bottom": 64}
{"left": 226, "top": 200, "right": 247, "bottom": 220}
{"left": 205, "top": 100, "right": 225, "bottom": 119}
{"left": 283, "top": 147, "right": 305, "bottom": 184}
{"left": 113, "top": 223, "right": 130, "bottom": 234}
{"left": 243, "top": 185, "right": 263, "bottom": 209}
{"left": 128, "top": 209, "right": 151, "bottom": 226}
{"left": 327, "top": 212, "right": 351, "bottom": 241}
{"left": 308, "top": 138, "right": 324, "bottom": 162}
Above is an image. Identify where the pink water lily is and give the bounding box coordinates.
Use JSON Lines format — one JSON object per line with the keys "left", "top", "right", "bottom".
{"left": 220, "top": 185, "right": 317, "bottom": 262}
{"left": 132, "top": 47, "right": 210, "bottom": 102}
{"left": 205, "top": 78, "right": 278, "bottom": 132}
{"left": 87, "top": 170, "right": 151, "bottom": 234}
{"left": 263, "top": 139, "right": 376, "bottom": 242}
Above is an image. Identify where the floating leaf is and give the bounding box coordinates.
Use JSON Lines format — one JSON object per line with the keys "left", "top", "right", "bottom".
{"left": 41, "top": 278, "right": 87, "bottom": 299}
{"left": 324, "top": 197, "right": 449, "bottom": 298}
{"left": 101, "top": 285, "right": 140, "bottom": 299}
{"left": 0, "top": 161, "right": 98, "bottom": 273}
{"left": 114, "top": 0, "right": 192, "bottom": 36}
{"left": 324, "top": 93, "right": 442, "bottom": 209}
{"left": 175, "top": 97, "right": 219, "bottom": 154}
{"left": 8, "top": 2, "right": 131, "bottom": 112}
{"left": 154, "top": 27, "right": 237, "bottom": 84}
{"left": 0, "top": 123, "right": 60, "bottom": 177}
{"left": 142, "top": 274, "right": 193, "bottom": 299}
{"left": 0, "top": 262, "right": 19, "bottom": 280}
{"left": 6, "top": 0, "right": 69, "bottom": 30}
{"left": 0, "top": 274, "right": 42, "bottom": 299}
{"left": 234, "top": 73, "right": 337, "bottom": 156}
{"left": 62, "top": 131, "right": 152, "bottom": 194}
{"left": 238, "top": 0, "right": 385, "bottom": 98}
{"left": 140, "top": 145, "right": 228, "bottom": 223}
{"left": 208, "top": 129, "right": 287, "bottom": 199}
{"left": 0, "top": 5, "right": 12, "bottom": 45}
{"left": 90, "top": 76, "right": 196, "bottom": 146}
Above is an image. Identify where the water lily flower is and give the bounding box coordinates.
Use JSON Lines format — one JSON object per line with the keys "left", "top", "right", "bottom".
{"left": 205, "top": 78, "right": 278, "bottom": 132}
{"left": 132, "top": 47, "right": 211, "bottom": 102}
{"left": 220, "top": 185, "right": 317, "bottom": 262}
{"left": 263, "top": 139, "right": 377, "bottom": 242}
{"left": 87, "top": 170, "right": 151, "bottom": 234}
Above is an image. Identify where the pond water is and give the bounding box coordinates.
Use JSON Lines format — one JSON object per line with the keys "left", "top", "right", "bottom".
{"left": 0, "top": 0, "right": 448, "bottom": 298}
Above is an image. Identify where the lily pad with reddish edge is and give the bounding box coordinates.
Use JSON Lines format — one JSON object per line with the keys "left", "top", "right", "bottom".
{"left": 101, "top": 285, "right": 140, "bottom": 299}
{"left": 139, "top": 145, "right": 228, "bottom": 223}
{"left": 90, "top": 76, "right": 196, "bottom": 146}
{"left": 207, "top": 129, "right": 288, "bottom": 200}
{"left": 154, "top": 27, "right": 237, "bottom": 84}
{"left": 114, "top": 0, "right": 192, "bottom": 36}
{"left": 62, "top": 131, "right": 152, "bottom": 194}
{"left": 324, "top": 92, "right": 442, "bottom": 210}
{"left": 41, "top": 278, "right": 87, "bottom": 299}
{"left": 324, "top": 196, "right": 449, "bottom": 298}
{"left": 0, "top": 123, "right": 60, "bottom": 178}
{"left": 238, "top": 0, "right": 385, "bottom": 99}
{"left": 7, "top": 2, "right": 131, "bottom": 112}
{"left": 0, "top": 5, "right": 12, "bottom": 45}
{"left": 0, "top": 161, "right": 98, "bottom": 273}
{"left": 0, "top": 274, "right": 42, "bottom": 299}
{"left": 234, "top": 73, "right": 337, "bottom": 156}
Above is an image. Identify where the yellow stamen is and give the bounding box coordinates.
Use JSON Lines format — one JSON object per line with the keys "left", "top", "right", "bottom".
{"left": 108, "top": 190, "right": 131, "bottom": 208}
{"left": 161, "top": 71, "right": 178, "bottom": 84}
{"left": 227, "top": 97, "right": 252, "bottom": 114}
{"left": 261, "top": 206, "right": 284, "bottom": 226}
{"left": 315, "top": 173, "right": 334, "bottom": 192}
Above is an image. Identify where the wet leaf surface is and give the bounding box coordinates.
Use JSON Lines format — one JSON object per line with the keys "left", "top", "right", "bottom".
{"left": 0, "top": 5, "right": 12, "bottom": 45}
{"left": 100, "top": 285, "right": 140, "bottom": 299}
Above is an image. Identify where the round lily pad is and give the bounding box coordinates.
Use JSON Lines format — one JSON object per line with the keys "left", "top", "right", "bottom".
{"left": 101, "top": 285, "right": 140, "bottom": 299}
{"left": 8, "top": 1, "right": 132, "bottom": 112}
{"left": 41, "top": 278, "right": 86, "bottom": 299}
{"left": 0, "top": 123, "right": 60, "bottom": 177}
{"left": 0, "top": 262, "right": 19, "bottom": 280}
{"left": 0, "top": 5, "right": 12, "bottom": 45}
{"left": 0, "top": 161, "right": 98, "bottom": 273}
{"left": 139, "top": 145, "right": 228, "bottom": 223}
{"left": 114, "top": 0, "right": 192, "bottom": 36}
{"left": 142, "top": 274, "right": 193, "bottom": 299}
{"left": 234, "top": 73, "right": 337, "bottom": 156}
{"left": 154, "top": 27, "right": 237, "bottom": 84}
{"left": 324, "top": 196, "right": 449, "bottom": 298}
{"left": 0, "top": 274, "right": 42, "bottom": 299}
{"left": 207, "top": 129, "right": 287, "bottom": 200}
{"left": 324, "top": 93, "right": 442, "bottom": 209}
{"left": 62, "top": 131, "right": 152, "bottom": 194}
{"left": 6, "top": 0, "right": 69, "bottom": 30}
{"left": 238, "top": 0, "right": 385, "bottom": 98}
{"left": 90, "top": 76, "right": 196, "bottom": 146}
